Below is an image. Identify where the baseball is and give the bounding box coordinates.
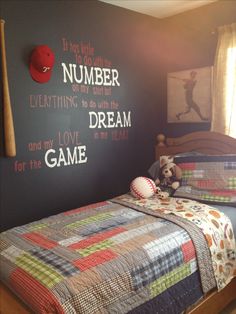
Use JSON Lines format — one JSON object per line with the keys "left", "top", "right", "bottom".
{"left": 130, "top": 177, "right": 156, "bottom": 199}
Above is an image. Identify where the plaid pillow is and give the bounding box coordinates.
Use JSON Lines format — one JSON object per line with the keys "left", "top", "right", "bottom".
{"left": 148, "top": 152, "right": 203, "bottom": 181}
{"left": 173, "top": 155, "right": 236, "bottom": 205}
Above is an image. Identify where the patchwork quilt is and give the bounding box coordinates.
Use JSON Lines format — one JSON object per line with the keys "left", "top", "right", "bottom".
{"left": 0, "top": 198, "right": 235, "bottom": 313}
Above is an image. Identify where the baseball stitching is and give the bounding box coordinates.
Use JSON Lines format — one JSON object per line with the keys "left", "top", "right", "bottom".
{"left": 131, "top": 183, "right": 144, "bottom": 198}
{"left": 143, "top": 177, "right": 156, "bottom": 193}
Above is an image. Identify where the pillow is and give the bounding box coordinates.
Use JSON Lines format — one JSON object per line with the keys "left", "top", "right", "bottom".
{"left": 148, "top": 160, "right": 161, "bottom": 181}
{"left": 148, "top": 152, "right": 203, "bottom": 181}
{"left": 173, "top": 154, "right": 236, "bottom": 206}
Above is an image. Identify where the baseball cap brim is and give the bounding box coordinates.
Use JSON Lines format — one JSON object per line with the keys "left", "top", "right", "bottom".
{"left": 30, "top": 63, "right": 52, "bottom": 83}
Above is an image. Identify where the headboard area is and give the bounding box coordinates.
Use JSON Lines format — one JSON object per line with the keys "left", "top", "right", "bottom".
{"left": 156, "top": 131, "right": 236, "bottom": 160}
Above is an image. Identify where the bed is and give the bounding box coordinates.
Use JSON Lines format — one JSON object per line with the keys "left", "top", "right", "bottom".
{"left": 0, "top": 131, "right": 236, "bottom": 314}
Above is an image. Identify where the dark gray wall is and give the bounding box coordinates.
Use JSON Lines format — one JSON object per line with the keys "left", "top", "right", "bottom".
{"left": 0, "top": 0, "right": 163, "bottom": 230}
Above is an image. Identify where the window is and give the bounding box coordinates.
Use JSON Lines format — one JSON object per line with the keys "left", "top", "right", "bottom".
{"left": 225, "top": 47, "right": 236, "bottom": 137}
{"left": 211, "top": 23, "right": 236, "bottom": 138}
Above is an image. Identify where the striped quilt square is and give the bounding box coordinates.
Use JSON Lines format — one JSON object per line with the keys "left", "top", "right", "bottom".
{"left": 10, "top": 268, "right": 64, "bottom": 314}
{"left": 181, "top": 240, "right": 196, "bottom": 262}
{"left": 73, "top": 249, "right": 117, "bottom": 271}
{"left": 22, "top": 232, "right": 57, "bottom": 249}
{"left": 178, "top": 163, "right": 196, "bottom": 170}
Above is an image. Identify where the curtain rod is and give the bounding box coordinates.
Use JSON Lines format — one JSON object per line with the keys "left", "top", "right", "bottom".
{"left": 211, "top": 22, "right": 236, "bottom": 35}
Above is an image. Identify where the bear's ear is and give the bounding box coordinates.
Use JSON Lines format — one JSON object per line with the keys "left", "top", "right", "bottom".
{"left": 167, "top": 155, "right": 174, "bottom": 163}
{"left": 174, "top": 165, "right": 182, "bottom": 179}
{"left": 160, "top": 155, "right": 174, "bottom": 168}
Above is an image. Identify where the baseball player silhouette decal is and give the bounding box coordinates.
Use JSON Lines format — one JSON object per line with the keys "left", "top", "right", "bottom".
{"left": 170, "top": 70, "right": 209, "bottom": 122}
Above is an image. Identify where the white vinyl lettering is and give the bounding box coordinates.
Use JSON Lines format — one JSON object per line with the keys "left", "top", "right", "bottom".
{"left": 61, "top": 63, "right": 120, "bottom": 86}
{"left": 88, "top": 111, "right": 131, "bottom": 129}
{"left": 45, "top": 146, "right": 88, "bottom": 168}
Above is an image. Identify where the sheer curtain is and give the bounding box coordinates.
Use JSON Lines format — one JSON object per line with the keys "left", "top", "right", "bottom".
{"left": 211, "top": 23, "right": 236, "bottom": 138}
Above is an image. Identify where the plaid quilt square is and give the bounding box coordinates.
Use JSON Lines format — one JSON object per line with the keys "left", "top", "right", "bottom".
{"left": 30, "top": 248, "right": 79, "bottom": 276}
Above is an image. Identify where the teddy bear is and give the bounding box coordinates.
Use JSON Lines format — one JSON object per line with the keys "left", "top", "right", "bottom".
{"left": 155, "top": 156, "right": 182, "bottom": 198}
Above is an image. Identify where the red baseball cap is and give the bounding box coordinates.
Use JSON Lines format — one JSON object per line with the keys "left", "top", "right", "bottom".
{"left": 30, "top": 45, "right": 55, "bottom": 83}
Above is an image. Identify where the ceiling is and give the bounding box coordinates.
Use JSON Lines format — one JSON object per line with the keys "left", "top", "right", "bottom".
{"left": 99, "top": 0, "right": 218, "bottom": 19}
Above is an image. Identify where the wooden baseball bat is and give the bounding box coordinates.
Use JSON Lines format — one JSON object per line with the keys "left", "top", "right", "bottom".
{"left": 0, "top": 19, "right": 16, "bottom": 157}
